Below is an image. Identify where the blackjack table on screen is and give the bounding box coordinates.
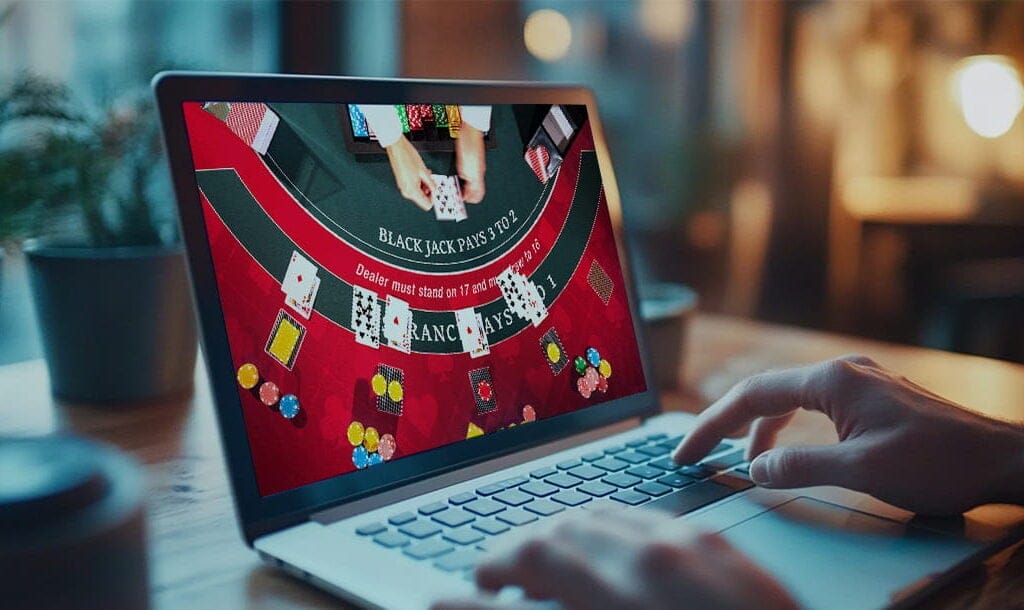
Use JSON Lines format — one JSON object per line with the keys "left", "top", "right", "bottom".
{"left": 185, "top": 101, "right": 645, "bottom": 495}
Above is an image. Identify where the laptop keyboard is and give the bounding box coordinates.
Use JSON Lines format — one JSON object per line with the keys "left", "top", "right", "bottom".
{"left": 352, "top": 432, "right": 752, "bottom": 576}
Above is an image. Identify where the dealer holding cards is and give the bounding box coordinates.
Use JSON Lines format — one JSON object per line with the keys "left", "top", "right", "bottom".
{"left": 358, "top": 104, "right": 492, "bottom": 210}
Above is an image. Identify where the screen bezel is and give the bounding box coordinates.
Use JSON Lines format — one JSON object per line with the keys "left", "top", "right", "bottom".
{"left": 153, "top": 72, "right": 660, "bottom": 544}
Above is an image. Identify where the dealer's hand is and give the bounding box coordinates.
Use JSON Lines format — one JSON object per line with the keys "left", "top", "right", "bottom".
{"left": 385, "top": 135, "right": 436, "bottom": 211}
{"left": 432, "top": 509, "right": 798, "bottom": 610}
{"left": 455, "top": 124, "right": 486, "bottom": 204}
{"left": 674, "top": 355, "right": 1024, "bottom": 515}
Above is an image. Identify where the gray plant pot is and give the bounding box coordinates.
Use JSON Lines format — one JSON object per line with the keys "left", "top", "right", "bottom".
{"left": 25, "top": 241, "right": 197, "bottom": 404}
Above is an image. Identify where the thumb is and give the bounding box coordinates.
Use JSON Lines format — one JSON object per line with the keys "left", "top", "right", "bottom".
{"left": 749, "top": 444, "right": 851, "bottom": 489}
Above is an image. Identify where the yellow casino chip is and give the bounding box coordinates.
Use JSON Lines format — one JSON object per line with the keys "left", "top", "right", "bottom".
{"left": 598, "top": 359, "right": 612, "bottom": 378}
{"left": 387, "top": 380, "right": 403, "bottom": 403}
{"left": 363, "top": 427, "right": 380, "bottom": 452}
{"left": 347, "top": 421, "right": 365, "bottom": 446}
{"left": 236, "top": 363, "right": 259, "bottom": 389}
{"left": 371, "top": 373, "right": 387, "bottom": 396}
{"left": 546, "top": 342, "right": 561, "bottom": 363}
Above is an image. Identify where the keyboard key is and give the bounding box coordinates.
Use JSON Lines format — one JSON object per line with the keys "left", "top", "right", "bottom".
{"left": 388, "top": 511, "right": 417, "bottom": 526}
{"left": 494, "top": 489, "right": 534, "bottom": 507}
{"left": 636, "top": 482, "right": 672, "bottom": 497}
{"left": 443, "top": 526, "right": 485, "bottom": 546}
{"left": 652, "top": 442, "right": 678, "bottom": 453}
{"left": 681, "top": 464, "right": 717, "bottom": 479}
{"left": 657, "top": 472, "right": 698, "bottom": 488}
{"left": 703, "top": 449, "right": 746, "bottom": 471}
{"left": 578, "top": 481, "right": 617, "bottom": 497}
{"left": 642, "top": 476, "right": 753, "bottom": 517}
{"left": 530, "top": 466, "right": 557, "bottom": 479}
{"left": 603, "top": 473, "right": 642, "bottom": 488}
{"left": 625, "top": 439, "right": 648, "bottom": 448}
{"left": 557, "top": 459, "right": 582, "bottom": 470}
{"left": 592, "top": 457, "right": 629, "bottom": 472}
{"left": 646, "top": 432, "right": 668, "bottom": 441}
{"left": 524, "top": 499, "right": 565, "bottom": 516}
{"left": 584, "top": 498, "right": 619, "bottom": 512}
{"left": 399, "top": 520, "right": 442, "bottom": 539}
{"left": 472, "top": 518, "right": 510, "bottom": 535}
{"left": 616, "top": 451, "right": 648, "bottom": 464}
{"left": 497, "top": 508, "right": 539, "bottom": 526}
{"left": 404, "top": 538, "right": 454, "bottom": 560}
{"left": 581, "top": 452, "right": 604, "bottom": 462}
{"left": 603, "top": 445, "right": 626, "bottom": 454}
{"left": 418, "top": 501, "right": 448, "bottom": 516}
{"left": 545, "top": 473, "right": 583, "bottom": 488}
{"left": 610, "top": 490, "right": 649, "bottom": 506}
{"left": 355, "top": 522, "right": 386, "bottom": 536}
{"left": 435, "top": 549, "right": 482, "bottom": 572}
{"left": 626, "top": 465, "right": 663, "bottom": 479}
{"left": 551, "top": 490, "right": 591, "bottom": 507}
{"left": 432, "top": 508, "right": 475, "bottom": 528}
{"left": 665, "top": 435, "right": 684, "bottom": 446}
{"left": 476, "top": 483, "right": 505, "bottom": 496}
{"left": 520, "top": 481, "right": 559, "bottom": 497}
{"left": 566, "top": 465, "right": 605, "bottom": 481}
{"left": 449, "top": 492, "right": 477, "bottom": 505}
{"left": 636, "top": 444, "right": 669, "bottom": 458}
{"left": 709, "top": 441, "right": 733, "bottom": 455}
{"left": 497, "top": 476, "right": 529, "bottom": 488}
{"left": 464, "top": 498, "right": 506, "bottom": 517}
{"left": 373, "top": 531, "right": 410, "bottom": 548}
{"left": 649, "top": 457, "right": 681, "bottom": 471}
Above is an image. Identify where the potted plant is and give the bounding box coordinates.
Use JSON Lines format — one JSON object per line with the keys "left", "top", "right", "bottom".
{"left": 1, "top": 75, "right": 196, "bottom": 404}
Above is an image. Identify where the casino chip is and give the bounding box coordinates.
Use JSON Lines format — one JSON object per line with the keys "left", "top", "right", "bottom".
{"left": 237, "top": 363, "right": 259, "bottom": 389}
{"left": 573, "top": 357, "right": 587, "bottom": 375}
{"left": 596, "top": 375, "right": 609, "bottom": 393}
{"left": 539, "top": 328, "right": 569, "bottom": 375}
{"left": 367, "top": 452, "right": 383, "bottom": 467}
{"left": 363, "top": 427, "right": 380, "bottom": 452}
{"left": 378, "top": 433, "right": 397, "bottom": 461}
{"left": 586, "top": 347, "right": 601, "bottom": 368}
{"left": 352, "top": 445, "right": 369, "bottom": 469}
{"left": 584, "top": 366, "right": 600, "bottom": 391}
{"left": 576, "top": 376, "right": 593, "bottom": 399}
{"left": 522, "top": 404, "right": 536, "bottom": 422}
{"left": 598, "top": 359, "right": 612, "bottom": 378}
{"left": 468, "top": 368, "right": 497, "bottom": 415}
{"left": 347, "top": 421, "right": 365, "bottom": 446}
{"left": 375, "top": 364, "right": 404, "bottom": 416}
{"left": 279, "top": 394, "right": 300, "bottom": 419}
{"left": 258, "top": 381, "right": 280, "bottom": 406}
{"left": 371, "top": 373, "right": 387, "bottom": 396}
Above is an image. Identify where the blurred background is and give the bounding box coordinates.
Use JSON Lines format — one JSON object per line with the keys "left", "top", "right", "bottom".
{"left": 2, "top": 0, "right": 1023, "bottom": 370}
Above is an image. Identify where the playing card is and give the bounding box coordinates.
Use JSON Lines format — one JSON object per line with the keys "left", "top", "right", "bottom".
{"left": 351, "top": 284, "right": 381, "bottom": 349}
{"left": 455, "top": 307, "right": 489, "bottom": 358}
{"left": 375, "top": 364, "right": 404, "bottom": 416}
{"left": 282, "top": 250, "right": 317, "bottom": 300}
{"left": 432, "top": 174, "right": 468, "bottom": 222}
{"left": 496, "top": 267, "right": 528, "bottom": 317}
{"left": 539, "top": 327, "right": 568, "bottom": 375}
{"left": 383, "top": 295, "right": 412, "bottom": 353}
{"left": 520, "top": 279, "right": 549, "bottom": 326}
{"left": 223, "top": 102, "right": 279, "bottom": 155}
{"left": 468, "top": 367, "right": 497, "bottom": 414}
{"left": 285, "top": 275, "right": 320, "bottom": 319}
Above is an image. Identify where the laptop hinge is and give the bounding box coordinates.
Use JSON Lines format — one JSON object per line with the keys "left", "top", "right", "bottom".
{"left": 310, "top": 417, "right": 641, "bottom": 525}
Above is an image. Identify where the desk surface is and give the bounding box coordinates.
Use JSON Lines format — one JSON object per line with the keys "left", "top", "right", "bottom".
{"left": 2, "top": 313, "right": 1023, "bottom": 609}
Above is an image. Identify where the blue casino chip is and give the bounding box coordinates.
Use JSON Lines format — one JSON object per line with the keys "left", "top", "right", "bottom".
{"left": 586, "top": 347, "right": 601, "bottom": 367}
{"left": 352, "top": 445, "right": 370, "bottom": 469}
{"left": 367, "top": 452, "right": 383, "bottom": 467}
{"left": 279, "top": 394, "right": 300, "bottom": 419}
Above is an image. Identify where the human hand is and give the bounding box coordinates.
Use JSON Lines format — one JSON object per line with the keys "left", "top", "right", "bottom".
{"left": 455, "top": 124, "right": 486, "bottom": 204}
{"left": 385, "top": 135, "right": 435, "bottom": 210}
{"left": 674, "top": 355, "right": 1024, "bottom": 515}
{"left": 432, "top": 509, "right": 798, "bottom": 610}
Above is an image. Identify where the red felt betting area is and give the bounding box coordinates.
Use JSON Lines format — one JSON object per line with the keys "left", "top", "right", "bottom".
{"left": 184, "top": 102, "right": 646, "bottom": 496}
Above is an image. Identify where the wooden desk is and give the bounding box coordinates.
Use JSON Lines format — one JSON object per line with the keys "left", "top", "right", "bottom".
{"left": 2, "top": 313, "right": 1023, "bottom": 609}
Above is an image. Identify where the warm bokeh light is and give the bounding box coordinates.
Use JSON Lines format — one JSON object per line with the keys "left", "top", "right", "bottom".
{"left": 950, "top": 55, "right": 1024, "bottom": 138}
{"left": 638, "top": 0, "right": 694, "bottom": 46}
{"left": 523, "top": 9, "right": 572, "bottom": 62}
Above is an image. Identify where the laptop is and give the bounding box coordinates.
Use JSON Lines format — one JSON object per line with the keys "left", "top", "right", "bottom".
{"left": 153, "top": 73, "right": 1017, "bottom": 609}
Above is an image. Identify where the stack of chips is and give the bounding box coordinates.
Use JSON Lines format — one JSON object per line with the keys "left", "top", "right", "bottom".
{"left": 236, "top": 363, "right": 300, "bottom": 420}
{"left": 346, "top": 421, "right": 395, "bottom": 469}
{"left": 573, "top": 347, "right": 612, "bottom": 399}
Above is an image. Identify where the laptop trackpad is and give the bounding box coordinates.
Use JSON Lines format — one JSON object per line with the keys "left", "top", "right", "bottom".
{"left": 720, "top": 497, "right": 982, "bottom": 610}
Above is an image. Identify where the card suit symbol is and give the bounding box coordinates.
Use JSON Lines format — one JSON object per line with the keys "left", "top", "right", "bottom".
{"left": 297, "top": 274, "right": 303, "bottom": 284}
{"left": 466, "top": 326, "right": 473, "bottom": 334}
{"left": 393, "top": 316, "right": 400, "bottom": 326}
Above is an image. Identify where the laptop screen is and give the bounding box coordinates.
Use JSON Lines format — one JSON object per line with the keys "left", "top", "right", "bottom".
{"left": 183, "top": 100, "right": 647, "bottom": 496}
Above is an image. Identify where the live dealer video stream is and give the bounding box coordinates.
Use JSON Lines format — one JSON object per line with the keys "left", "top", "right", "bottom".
{"left": 185, "top": 100, "right": 646, "bottom": 496}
